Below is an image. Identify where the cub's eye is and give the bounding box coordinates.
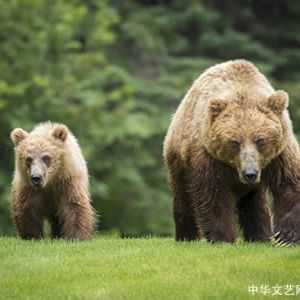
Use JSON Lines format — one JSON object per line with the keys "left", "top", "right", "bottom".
{"left": 25, "top": 156, "right": 32, "bottom": 166}
{"left": 229, "top": 140, "right": 241, "bottom": 152}
{"left": 255, "top": 138, "right": 265, "bottom": 148}
{"left": 42, "top": 155, "right": 51, "bottom": 166}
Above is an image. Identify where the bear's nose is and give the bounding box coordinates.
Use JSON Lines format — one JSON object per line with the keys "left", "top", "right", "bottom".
{"left": 31, "top": 175, "right": 42, "bottom": 186}
{"left": 243, "top": 169, "right": 258, "bottom": 183}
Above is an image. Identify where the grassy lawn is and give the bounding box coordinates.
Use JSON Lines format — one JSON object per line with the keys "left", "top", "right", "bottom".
{"left": 0, "top": 237, "right": 299, "bottom": 299}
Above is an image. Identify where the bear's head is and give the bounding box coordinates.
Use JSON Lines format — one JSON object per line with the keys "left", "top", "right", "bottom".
{"left": 11, "top": 124, "right": 68, "bottom": 188}
{"left": 202, "top": 90, "right": 289, "bottom": 185}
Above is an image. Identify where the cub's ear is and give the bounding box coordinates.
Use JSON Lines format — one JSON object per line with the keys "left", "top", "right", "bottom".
{"left": 265, "top": 90, "right": 289, "bottom": 115}
{"left": 52, "top": 124, "right": 68, "bottom": 142}
{"left": 208, "top": 99, "right": 228, "bottom": 122}
{"left": 10, "top": 128, "right": 28, "bottom": 146}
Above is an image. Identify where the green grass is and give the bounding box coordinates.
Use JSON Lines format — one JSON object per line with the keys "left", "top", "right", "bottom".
{"left": 0, "top": 237, "right": 299, "bottom": 299}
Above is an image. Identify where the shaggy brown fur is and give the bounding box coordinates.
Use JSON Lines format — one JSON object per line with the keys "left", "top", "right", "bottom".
{"left": 11, "top": 122, "right": 96, "bottom": 240}
{"left": 163, "top": 59, "right": 300, "bottom": 243}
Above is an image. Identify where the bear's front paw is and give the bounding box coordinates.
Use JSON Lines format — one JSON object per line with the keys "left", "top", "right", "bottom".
{"left": 273, "top": 205, "right": 300, "bottom": 246}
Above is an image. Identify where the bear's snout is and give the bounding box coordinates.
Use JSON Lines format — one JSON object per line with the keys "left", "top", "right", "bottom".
{"left": 242, "top": 168, "right": 258, "bottom": 184}
{"left": 31, "top": 174, "right": 42, "bottom": 186}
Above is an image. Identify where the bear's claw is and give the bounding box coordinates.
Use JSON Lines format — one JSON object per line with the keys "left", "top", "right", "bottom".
{"left": 272, "top": 207, "right": 300, "bottom": 246}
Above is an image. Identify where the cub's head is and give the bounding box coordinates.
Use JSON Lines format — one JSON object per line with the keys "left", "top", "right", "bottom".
{"left": 11, "top": 124, "right": 68, "bottom": 188}
{"left": 203, "top": 90, "right": 289, "bottom": 185}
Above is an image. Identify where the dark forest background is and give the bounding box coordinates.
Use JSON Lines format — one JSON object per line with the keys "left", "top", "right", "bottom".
{"left": 1, "top": 0, "right": 300, "bottom": 236}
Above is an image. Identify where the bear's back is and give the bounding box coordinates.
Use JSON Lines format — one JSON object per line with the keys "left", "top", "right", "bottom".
{"left": 192, "top": 59, "right": 274, "bottom": 109}
{"left": 164, "top": 60, "right": 275, "bottom": 155}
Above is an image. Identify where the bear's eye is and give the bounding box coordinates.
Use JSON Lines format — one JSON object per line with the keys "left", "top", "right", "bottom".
{"left": 229, "top": 140, "right": 241, "bottom": 152}
{"left": 42, "top": 155, "right": 51, "bottom": 166}
{"left": 25, "top": 156, "right": 32, "bottom": 166}
{"left": 255, "top": 138, "right": 265, "bottom": 148}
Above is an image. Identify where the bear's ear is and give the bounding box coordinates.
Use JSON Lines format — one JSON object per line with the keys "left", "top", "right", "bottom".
{"left": 265, "top": 90, "right": 289, "bottom": 115}
{"left": 208, "top": 99, "right": 228, "bottom": 122}
{"left": 10, "top": 128, "right": 28, "bottom": 146}
{"left": 52, "top": 124, "right": 68, "bottom": 142}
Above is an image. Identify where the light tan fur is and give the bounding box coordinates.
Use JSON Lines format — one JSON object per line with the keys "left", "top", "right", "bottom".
{"left": 164, "top": 60, "right": 294, "bottom": 163}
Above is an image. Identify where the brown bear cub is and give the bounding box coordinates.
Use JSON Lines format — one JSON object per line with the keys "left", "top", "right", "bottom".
{"left": 11, "top": 122, "right": 95, "bottom": 240}
{"left": 164, "top": 59, "right": 300, "bottom": 244}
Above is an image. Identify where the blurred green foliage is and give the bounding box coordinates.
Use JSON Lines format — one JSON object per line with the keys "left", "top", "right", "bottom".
{"left": 1, "top": 0, "right": 300, "bottom": 236}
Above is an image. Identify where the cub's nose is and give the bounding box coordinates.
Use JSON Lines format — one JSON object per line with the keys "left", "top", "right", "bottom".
{"left": 243, "top": 169, "right": 258, "bottom": 183}
{"left": 31, "top": 175, "right": 42, "bottom": 186}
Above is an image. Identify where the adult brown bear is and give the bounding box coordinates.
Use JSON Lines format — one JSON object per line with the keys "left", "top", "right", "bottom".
{"left": 163, "top": 59, "right": 300, "bottom": 244}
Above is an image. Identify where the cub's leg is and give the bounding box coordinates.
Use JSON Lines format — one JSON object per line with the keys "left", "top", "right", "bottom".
{"left": 59, "top": 180, "right": 95, "bottom": 240}
{"left": 11, "top": 186, "right": 44, "bottom": 239}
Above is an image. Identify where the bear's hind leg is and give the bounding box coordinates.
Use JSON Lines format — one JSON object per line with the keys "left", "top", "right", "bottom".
{"left": 238, "top": 188, "right": 271, "bottom": 242}
{"left": 50, "top": 214, "right": 63, "bottom": 239}
{"left": 166, "top": 152, "right": 200, "bottom": 241}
